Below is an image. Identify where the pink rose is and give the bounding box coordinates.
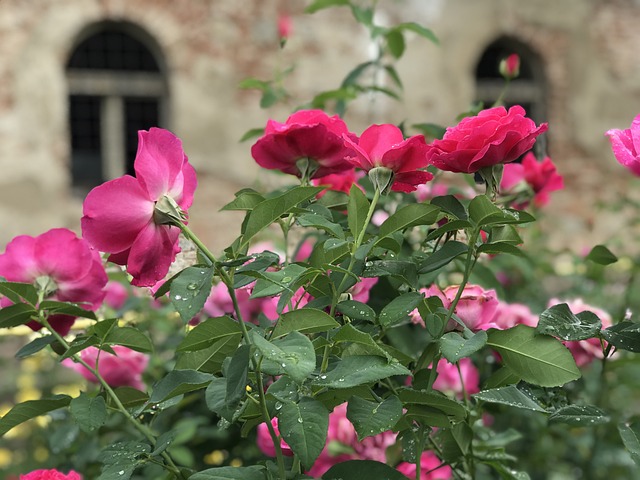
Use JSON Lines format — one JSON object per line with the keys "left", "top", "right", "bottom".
{"left": 277, "top": 14, "right": 292, "bottom": 40}
{"left": 20, "top": 469, "right": 82, "bottom": 480}
{"left": 63, "top": 345, "right": 149, "bottom": 390}
{"left": 490, "top": 301, "right": 538, "bottom": 330}
{"left": 500, "top": 153, "right": 564, "bottom": 207}
{"left": 0, "top": 228, "right": 107, "bottom": 335}
{"left": 312, "top": 168, "right": 365, "bottom": 197}
{"left": 82, "top": 128, "right": 197, "bottom": 287}
{"left": 349, "top": 277, "right": 378, "bottom": 304}
{"left": 426, "top": 106, "right": 548, "bottom": 174}
{"left": 499, "top": 54, "right": 520, "bottom": 79}
{"left": 257, "top": 417, "right": 294, "bottom": 458}
{"left": 432, "top": 357, "right": 480, "bottom": 397}
{"left": 396, "top": 451, "right": 452, "bottom": 479}
{"left": 201, "top": 283, "right": 263, "bottom": 324}
{"left": 416, "top": 285, "right": 500, "bottom": 332}
{"left": 251, "top": 110, "right": 356, "bottom": 179}
{"left": 343, "top": 124, "right": 433, "bottom": 192}
{"left": 103, "top": 280, "right": 129, "bottom": 310}
{"left": 606, "top": 113, "right": 640, "bottom": 176}
{"left": 548, "top": 298, "right": 613, "bottom": 367}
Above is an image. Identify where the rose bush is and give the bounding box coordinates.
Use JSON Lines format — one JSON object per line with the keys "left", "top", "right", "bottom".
{"left": 1, "top": 3, "right": 639, "bottom": 480}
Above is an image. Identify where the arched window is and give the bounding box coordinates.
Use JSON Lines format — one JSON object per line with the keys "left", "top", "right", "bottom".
{"left": 66, "top": 22, "right": 168, "bottom": 195}
{"left": 474, "top": 37, "right": 546, "bottom": 124}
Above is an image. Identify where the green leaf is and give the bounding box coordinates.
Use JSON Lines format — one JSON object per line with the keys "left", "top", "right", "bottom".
{"left": 385, "top": 29, "right": 405, "bottom": 58}
{"left": 175, "top": 334, "right": 242, "bottom": 373}
{"left": 278, "top": 398, "right": 329, "bottom": 470}
{"left": 602, "top": 322, "right": 640, "bottom": 353}
{"left": 363, "top": 260, "right": 417, "bottom": 289}
{"left": 549, "top": 405, "right": 609, "bottom": 426}
{"left": 323, "top": 460, "right": 409, "bottom": 480}
{"left": 0, "top": 394, "right": 71, "bottom": 437}
{"left": 430, "top": 195, "right": 467, "bottom": 220}
{"left": 297, "top": 214, "right": 345, "bottom": 239}
{"left": 378, "top": 292, "right": 423, "bottom": 328}
{"left": 221, "top": 189, "right": 265, "bottom": 211}
{"left": 271, "top": 308, "right": 340, "bottom": 338}
{"left": 333, "top": 324, "right": 393, "bottom": 360}
{"left": 396, "top": 22, "right": 439, "bottom": 45}
{"left": 305, "top": 0, "right": 349, "bottom": 14}
{"left": 98, "top": 441, "right": 151, "bottom": 480}
{"left": 110, "top": 387, "right": 149, "bottom": 409}
{"left": 537, "top": 303, "right": 602, "bottom": 341}
{"left": 397, "top": 388, "right": 466, "bottom": 419}
{"left": 314, "top": 355, "right": 411, "bottom": 389}
{"left": 472, "top": 385, "right": 548, "bottom": 413}
{"left": 104, "top": 326, "right": 153, "bottom": 353}
{"left": 347, "top": 395, "right": 403, "bottom": 440}
{"left": 377, "top": 203, "right": 440, "bottom": 242}
{"left": 0, "top": 282, "right": 38, "bottom": 306}
{"left": 225, "top": 345, "right": 250, "bottom": 408}
{"left": 619, "top": 420, "right": 640, "bottom": 466}
{"left": 336, "top": 300, "right": 377, "bottom": 322}
{"left": 169, "top": 266, "right": 215, "bottom": 322}
{"left": 242, "top": 186, "right": 323, "bottom": 247}
{"left": 586, "top": 244, "right": 618, "bottom": 265}
{"left": 190, "top": 466, "right": 267, "bottom": 480}
{"left": 439, "top": 330, "right": 488, "bottom": 362}
{"left": 347, "top": 184, "right": 370, "bottom": 241}
{"left": 39, "top": 300, "right": 97, "bottom": 320}
{"left": 383, "top": 65, "right": 403, "bottom": 90}
{"left": 239, "top": 128, "right": 265, "bottom": 143}
{"left": 249, "top": 264, "right": 308, "bottom": 299}
{"left": 0, "top": 303, "right": 37, "bottom": 328}
{"left": 419, "top": 241, "right": 468, "bottom": 274}
{"left": 205, "top": 377, "right": 234, "bottom": 421}
{"left": 487, "top": 325, "right": 581, "bottom": 387}
{"left": 15, "top": 335, "right": 56, "bottom": 359}
{"left": 469, "top": 195, "right": 535, "bottom": 226}
{"left": 149, "top": 370, "right": 213, "bottom": 404}
{"left": 178, "top": 316, "right": 242, "bottom": 352}
{"left": 251, "top": 331, "right": 316, "bottom": 384}
{"left": 477, "top": 242, "right": 525, "bottom": 257}
{"left": 70, "top": 393, "right": 107, "bottom": 433}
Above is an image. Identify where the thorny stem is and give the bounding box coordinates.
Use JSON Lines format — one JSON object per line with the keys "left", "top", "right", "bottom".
{"left": 38, "top": 313, "right": 185, "bottom": 479}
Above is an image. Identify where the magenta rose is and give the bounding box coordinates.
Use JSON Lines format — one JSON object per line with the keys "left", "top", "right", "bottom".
{"left": 606, "top": 113, "right": 640, "bottom": 176}
{"left": 312, "top": 168, "right": 365, "bottom": 197}
{"left": 63, "top": 345, "right": 149, "bottom": 390}
{"left": 343, "top": 124, "right": 433, "bottom": 192}
{"left": 0, "top": 228, "right": 107, "bottom": 335}
{"left": 251, "top": 109, "right": 356, "bottom": 178}
{"left": 426, "top": 106, "right": 548, "bottom": 174}
{"left": 500, "top": 153, "right": 564, "bottom": 207}
{"left": 396, "top": 451, "right": 452, "bottom": 480}
{"left": 20, "top": 469, "right": 82, "bottom": 480}
{"left": 81, "top": 128, "right": 197, "bottom": 287}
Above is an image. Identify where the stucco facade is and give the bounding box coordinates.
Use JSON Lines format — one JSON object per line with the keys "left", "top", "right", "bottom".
{"left": 0, "top": 0, "right": 639, "bottom": 254}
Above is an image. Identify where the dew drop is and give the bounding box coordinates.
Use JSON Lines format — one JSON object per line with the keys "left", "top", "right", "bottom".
{"left": 187, "top": 283, "right": 198, "bottom": 290}
{"left": 297, "top": 417, "right": 303, "bottom": 423}
{"left": 275, "top": 402, "right": 283, "bottom": 410}
{"left": 174, "top": 295, "right": 182, "bottom": 301}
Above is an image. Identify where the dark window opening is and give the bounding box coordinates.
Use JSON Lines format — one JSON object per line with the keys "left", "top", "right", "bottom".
{"left": 67, "top": 23, "right": 167, "bottom": 196}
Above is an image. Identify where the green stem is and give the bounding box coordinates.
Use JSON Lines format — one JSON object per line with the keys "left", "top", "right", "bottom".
{"left": 39, "top": 315, "right": 185, "bottom": 479}
{"left": 178, "top": 223, "right": 218, "bottom": 265}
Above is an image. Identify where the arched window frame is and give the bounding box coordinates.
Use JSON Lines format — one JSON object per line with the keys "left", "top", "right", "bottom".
{"left": 474, "top": 36, "right": 547, "bottom": 125}
{"left": 66, "top": 21, "right": 169, "bottom": 195}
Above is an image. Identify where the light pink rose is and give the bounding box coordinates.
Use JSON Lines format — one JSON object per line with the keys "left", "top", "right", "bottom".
{"left": 426, "top": 106, "right": 548, "bottom": 174}
{"left": 103, "top": 280, "right": 129, "bottom": 310}
{"left": 343, "top": 124, "right": 433, "bottom": 192}
{"left": 432, "top": 357, "right": 480, "bottom": 397}
{"left": 606, "top": 113, "right": 640, "bottom": 176}
{"left": 414, "top": 285, "right": 500, "bottom": 332}
{"left": 350, "top": 277, "right": 378, "bottom": 304}
{"left": 548, "top": 298, "right": 613, "bottom": 367}
{"left": 82, "top": 128, "right": 197, "bottom": 287}
{"left": 63, "top": 345, "right": 149, "bottom": 390}
{"left": 0, "top": 228, "right": 107, "bottom": 335}
{"left": 20, "top": 470, "right": 82, "bottom": 480}
{"left": 500, "top": 153, "right": 564, "bottom": 208}
{"left": 251, "top": 110, "right": 356, "bottom": 178}
{"left": 262, "top": 287, "right": 311, "bottom": 321}
{"left": 396, "top": 451, "right": 452, "bottom": 479}
{"left": 201, "top": 282, "right": 263, "bottom": 325}
{"left": 491, "top": 301, "right": 538, "bottom": 330}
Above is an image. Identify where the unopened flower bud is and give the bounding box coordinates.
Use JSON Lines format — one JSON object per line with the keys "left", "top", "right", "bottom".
{"left": 278, "top": 14, "right": 292, "bottom": 48}
{"left": 499, "top": 54, "right": 520, "bottom": 80}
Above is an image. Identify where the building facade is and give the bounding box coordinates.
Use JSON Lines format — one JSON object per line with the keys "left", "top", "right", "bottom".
{"left": 0, "top": 0, "right": 638, "bottom": 253}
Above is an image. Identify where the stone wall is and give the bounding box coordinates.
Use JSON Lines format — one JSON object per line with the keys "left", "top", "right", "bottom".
{"left": 1, "top": 0, "right": 639, "bottom": 256}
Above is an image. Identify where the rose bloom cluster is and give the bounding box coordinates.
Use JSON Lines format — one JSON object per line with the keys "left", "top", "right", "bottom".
{"left": 257, "top": 403, "right": 452, "bottom": 479}
{"left": 18, "top": 469, "right": 82, "bottom": 480}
